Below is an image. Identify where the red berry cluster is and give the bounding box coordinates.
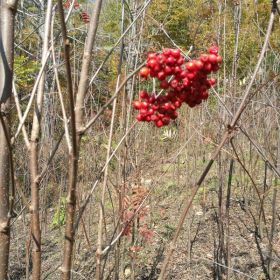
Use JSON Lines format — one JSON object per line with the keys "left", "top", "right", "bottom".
{"left": 80, "top": 11, "right": 90, "bottom": 23}
{"left": 63, "top": 0, "right": 90, "bottom": 24}
{"left": 64, "top": 0, "right": 80, "bottom": 9}
{"left": 133, "top": 46, "right": 222, "bottom": 127}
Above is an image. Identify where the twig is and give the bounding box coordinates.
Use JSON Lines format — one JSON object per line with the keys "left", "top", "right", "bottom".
{"left": 12, "top": 81, "right": 30, "bottom": 148}
{"left": 11, "top": 0, "right": 76, "bottom": 144}
{"left": 146, "top": 16, "right": 192, "bottom": 59}
{"left": 37, "top": 131, "right": 65, "bottom": 182}
{"left": 212, "top": 83, "right": 280, "bottom": 179}
{"left": 11, "top": 48, "right": 51, "bottom": 144}
{"left": 73, "top": 122, "right": 137, "bottom": 233}
{"left": 100, "top": 131, "right": 198, "bottom": 257}
{"left": 80, "top": 62, "right": 145, "bottom": 134}
{"left": 50, "top": 13, "right": 72, "bottom": 151}
{"left": 230, "top": 139, "right": 267, "bottom": 230}
{"left": 87, "top": 0, "right": 152, "bottom": 89}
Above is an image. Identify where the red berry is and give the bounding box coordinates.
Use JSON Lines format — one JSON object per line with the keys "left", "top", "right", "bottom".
{"left": 183, "top": 77, "right": 190, "bottom": 87}
{"left": 136, "top": 113, "right": 144, "bottom": 121}
{"left": 201, "top": 91, "right": 209, "bottom": 99}
{"left": 139, "top": 90, "right": 148, "bottom": 99}
{"left": 145, "top": 116, "right": 151, "bottom": 122}
{"left": 200, "top": 54, "right": 208, "bottom": 63}
{"left": 170, "top": 103, "right": 176, "bottom": 110}
{"left": 80, "top": 11, "right": 90, "bottom": 23}
{"left": 163, "top": 103, "right": 171, "bottom": 110}
{"left": 147, "top": 52, "right": 157, "bottom": 60}
{"left": 166, "top": 56, "right": 176, "bottom": 66}
{"left": 217, "top": 55, "right": 223, "bottom": 63}
{"left": 199, "top": 85, "right": 208, "bottom": 92}
{"left": 149, "top": 96, "right": 156, "bottom": 103}
{"left": 197, "top": 72, "right": 207, "bottom": 80}
{"left": 208, "top": 45, "right": 219, "bottom": 55}
{"left": 153, "top": 64, "right": 161, "bottom": 73}
{"left": 147, "top": 59, "right": 158, "bottom": 69}
{"left": 157, "top": 54, "right": 167, "bottom": 64}
{"left": 64, "top": 0, "right": 70, "bottom": 8}
{"left": 164, "top": 65, "right": 173, "bottom": 75}
{"left": 156, "top": 120, "right": 164, "bottom": 127}
{"left": 188, "top": 101, "right": 196, "bottom": 108}
{"left": 140, "top": 101, "right": 148, "bottom": 109}
{"left": 151, "top": 114, "right": 159, "bottom": 121}
{"left": 186, "top": 72, "right": 196, "bottom": 80}
{"left": 180, "top": 70, "right": 188, "bottom": 78}
{"left": 208, "top": 78, "right": 216, "bottom": 86}
{"left": 194, "top": 60, "right": 204, "bottom": 70}
{"left": 139, "top": 67, "right": 150, "bottom": 78}
{"left": 157, "top": 71, "right": 166, "bottom": 80}
{"left": 150, "top": 70, "right": 157, "bottom": 77}
{"left": 174, "top": 100, "right": 182, "bottom": 108}
{"left": 208, "top": 54, "right": 218, "bottom": 64}
{"left": 160, "top": 80, "right": 169, "bottom": 89}
{"left": 176, "top": 85, "right": 183, "bottom": 92}
{"left": 133, "top": 101, "right": 141, "bottom": 110}
{"left": 174, "top": 66, "right": 182, "bottom": 75}
{"left": 186, "top": 61, "right": 197, "bottom": 72}
{"left": 170, "top": 111, "right": 178, "bottom": 119}
{"left": 162, "top": 48, "right": 171, "bottom": 56}
{"left": 203, "top": 63, "right": 212, "bottom": 72}
{"left": 177, "top": 57, "right": 185, "bottom": 65}
{"left": 147, "top": 108, "right": 154, "bottom": 115}
{"left": 152, "top": 104, "right": 159, "bottom": 110}
{"left": 170, "top": 79, "right": 179, "bottom": 88}
{"left": 140, "top": 109, "right": 147, "bottom": 115}
{"left": 162, "top": 116, "right": 170, "bottom": 125}
{"left": 171, "top": 48, "right": 181, "bottom": 58}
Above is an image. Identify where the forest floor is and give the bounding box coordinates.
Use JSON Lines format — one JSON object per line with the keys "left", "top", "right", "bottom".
{"left": 8, "top": 159, "right": 280, "bottom": 280}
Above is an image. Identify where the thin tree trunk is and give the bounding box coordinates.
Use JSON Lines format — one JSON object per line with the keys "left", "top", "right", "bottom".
{"left": 0, "top": 0, "right": 18, "bottom": 278}
{"left": 267, "top": 91, "right": 280, "bottom": 279}
{"left": 57, "top": 1, "right": 78, "bottom": 279}
{"left": 60, "top": 1, "right": 103, "bottom": 279}
{"left": 29, "top": 141, "right": 41, "bottom": 280}
{"left": 28, "top": 1, "right": 52, "bottom": 278}
{"left": 0, "top": 118, "right": 11, "bottom": 280}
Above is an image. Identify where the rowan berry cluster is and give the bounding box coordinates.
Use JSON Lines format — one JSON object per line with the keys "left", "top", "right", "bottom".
{"left": 63, "top": 0, "right": 90, "bottom": 23}
{"left": 133, "top": 46, "right": 222, "bottom": 127}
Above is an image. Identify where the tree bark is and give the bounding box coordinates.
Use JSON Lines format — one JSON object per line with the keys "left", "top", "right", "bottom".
{"left": 0, "top": 114, "right": 10, "bottom": 280}
{"left": 0, "top": 0, "right": 18, "bottom": 278}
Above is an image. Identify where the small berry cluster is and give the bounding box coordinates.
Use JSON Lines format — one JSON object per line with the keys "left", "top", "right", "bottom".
{"left": 133, "top": 46, "right": 222, "bottom": 127}
{"left": 63, "top": 0, "right": 90, "bottom": 23}
{"left": 80, "top": 11, "right": 90, "bottom": 23}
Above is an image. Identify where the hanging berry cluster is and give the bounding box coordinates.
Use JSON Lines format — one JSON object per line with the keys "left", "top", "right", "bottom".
{"left": 63, "top": 0, "right": 90, "bottom": 23}
{"left": 133, "top": 46, "right": 222, "bottom": 127}
{"left": 80, "top": 11, "right": 90, "bottom": 23}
